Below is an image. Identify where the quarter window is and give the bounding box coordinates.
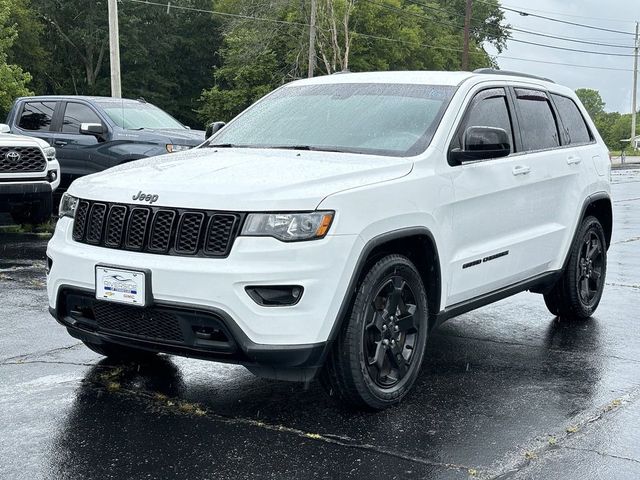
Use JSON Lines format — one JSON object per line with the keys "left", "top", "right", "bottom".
{"left": 515, "top": 89, "right": 560, "bottom": 151}
{"left": 551, "top": 94, "right": 592, "bottom": 145}
{"left": 18, "top": 102, "right": 56, "bottom": 132}
{"left": 62, "top": 103, "right": 103, "bottom": 134}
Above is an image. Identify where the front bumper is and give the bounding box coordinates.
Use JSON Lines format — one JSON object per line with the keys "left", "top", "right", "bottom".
{"left": 47, "top": 217, "right": 362, "bottom": 366}
{"left": 0, "top": 181, "right": 52, "bottom": 213}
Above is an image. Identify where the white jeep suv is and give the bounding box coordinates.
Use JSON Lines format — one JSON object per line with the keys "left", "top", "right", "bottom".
{"left": 0, "top": 123, "right": 60, "bottom": 224}
{"left": 47, "top": 70, "right": 611, "bottom": 410}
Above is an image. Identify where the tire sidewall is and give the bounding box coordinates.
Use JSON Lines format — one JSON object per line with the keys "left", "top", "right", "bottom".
{"left": 568, "top": 216, "right": 607, "bottom": 317}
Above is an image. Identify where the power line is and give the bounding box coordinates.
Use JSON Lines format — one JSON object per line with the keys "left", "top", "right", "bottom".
{"left": 127, "top": 0, "right": 637, "bottom": 76}
{"left": 364, "top": 0, "right": 636, "bottom": 57}
{"left": 485, "top": 1, "right": 637, "bottom": 36}
{"left": 125, "top": 0, "right": 314, "bottom": 28}
{"left": 496, "top": 55, "right": 634, "bottom": 73}
{"left": 508, "top": 37, "right": 636, "bottom": 57}
{"left": 400, "top": 0, "right": 635, "bottom": 49}
{"left": 500, "top": 3, "right": 635, "bottom": 25}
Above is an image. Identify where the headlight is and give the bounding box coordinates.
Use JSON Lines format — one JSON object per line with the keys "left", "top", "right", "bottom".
{"left": 166, "top": 144, "right": 192, "bottom": 153}
{"left": 59, "top": 193, "right": 79, "bottom": 219}
{"left": 241, "top": 211, "right": 334, "bottom": 242}
{"left": 43, "top": 146, "right": 56, "bottom": 161}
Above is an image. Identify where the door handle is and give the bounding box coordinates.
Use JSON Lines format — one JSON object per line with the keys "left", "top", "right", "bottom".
{"left": 54, "top": 140, "right": 67, "bottom": 147}
{"left": 512, "top": 165, "right": 531, "bottom": 176}
{"left": 567, "top": 155, "right": 582, "bottom": 165}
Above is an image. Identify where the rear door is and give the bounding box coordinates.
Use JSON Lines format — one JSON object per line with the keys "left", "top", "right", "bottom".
{"left": 50, "top": 101, "right": 108, "bottom": 189}
{"left": 13, "top": 100, "right": 56, "bottom": 146}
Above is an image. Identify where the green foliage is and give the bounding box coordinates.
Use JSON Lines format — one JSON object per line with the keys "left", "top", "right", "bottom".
{"left": 7, "top": 0, "right": 222, "bottom": 127}
{"left": 575, "top": 88, "right": 605, "bottom": 120}
{"left": 0, "top": 0, "right": 33, "bottom": 118}
{"left": 199, "top": 0, "right": 508, "bottom": 123}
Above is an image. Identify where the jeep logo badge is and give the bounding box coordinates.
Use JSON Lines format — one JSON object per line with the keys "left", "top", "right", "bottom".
{"left": 4, "top": 150, "right": 20, "bottom": 164}
{"left": 132, "top": 191, "right": 159, "bottom": 204}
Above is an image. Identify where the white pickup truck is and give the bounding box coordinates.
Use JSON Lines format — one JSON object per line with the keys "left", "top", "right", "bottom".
{"left": 0, "top": 123, "right": 60, "bottom": 224}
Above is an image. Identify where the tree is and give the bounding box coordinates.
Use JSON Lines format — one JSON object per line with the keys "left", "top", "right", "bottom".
{"left": 0, "top": 0, "right": 33, "bottom": 118}
{"left": 199, "top": 0, "right": 509, "bottom": 122}
{"left": 8, "top": 0, "right": 222, "bottom": 127}
{"left": 575, "top": 88, "right": 605, "bottom": 120}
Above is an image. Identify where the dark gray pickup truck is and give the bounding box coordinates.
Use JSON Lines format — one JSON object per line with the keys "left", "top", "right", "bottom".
{"left": 5, "top": 96, "right": 205, "bottom": 194}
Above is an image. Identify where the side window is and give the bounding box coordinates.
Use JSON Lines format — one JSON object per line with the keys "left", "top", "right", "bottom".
{"left": 514, "top": 89, "right": 560, "bottom": 151}
{"left": 18, "top": 101, "right": 56, "bottom": 132}
{"left": 62, "top": 103, "right": 103, "bottom": 134}
{"left": 451, "top": 88, "right": 514, "bottom": 154}
{"left": 551, "top": 94, "right": 592, "bottom": 145}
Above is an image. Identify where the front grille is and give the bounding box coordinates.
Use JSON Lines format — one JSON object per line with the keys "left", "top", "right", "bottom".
{"left": 72, "top": 200, "right": 242, "bottom": 257}
{"left": 93, "top": 302, "right": 185, "bottom": 343}
{"left": 0, "top": 146, "right": 47, "bottom": 173}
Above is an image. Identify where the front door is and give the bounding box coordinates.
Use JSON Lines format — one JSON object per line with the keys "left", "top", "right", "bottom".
{"left": 50, "top": 101, "right": 106, "bottom": 190}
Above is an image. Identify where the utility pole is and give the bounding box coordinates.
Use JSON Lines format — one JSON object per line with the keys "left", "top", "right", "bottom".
{"left": 308, "top": 0, "right": 317, "bottom": 78}
{"left": 461, "top": 0, "right": 473, "bottom": 70}
{"left": 108, "top": 0, "right": 122, "bottom": 98}
{"left": 631, "top": 21, "right": 639, "bottom": 148}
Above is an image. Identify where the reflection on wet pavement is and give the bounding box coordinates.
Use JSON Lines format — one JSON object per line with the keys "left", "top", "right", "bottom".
{"left": 1, "top": 169, "right": 639, "bottom": 479}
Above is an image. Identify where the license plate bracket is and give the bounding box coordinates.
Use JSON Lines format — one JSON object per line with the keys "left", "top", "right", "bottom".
{"left": 95, "top": 265, "right": 152, "bottom": 307}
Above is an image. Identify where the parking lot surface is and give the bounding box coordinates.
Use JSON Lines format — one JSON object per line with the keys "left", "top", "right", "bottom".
{"left": 1, "top": 168, "right": 639, "bottom": 479}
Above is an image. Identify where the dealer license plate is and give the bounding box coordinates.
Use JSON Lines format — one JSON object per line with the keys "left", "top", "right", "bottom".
{"left": 95, "top": 266, "right": 146, "bottom": 307}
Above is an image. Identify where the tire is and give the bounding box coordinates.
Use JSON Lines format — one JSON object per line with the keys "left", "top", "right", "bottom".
{"left": 543, "top": 216, "right": 607, "bottom": 320}
{"left": 83, "top": 340, "right": 158, "bottom": 362}
{"left": 321, "top": 254, "right": 429, "bottom": 410}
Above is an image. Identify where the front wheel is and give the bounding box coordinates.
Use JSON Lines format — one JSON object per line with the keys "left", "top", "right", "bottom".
{"left": 543, "top": 216, "right": 607, "bottom": 320}
{"left": 321, "top": 254, "right": 429, "bottom": 410}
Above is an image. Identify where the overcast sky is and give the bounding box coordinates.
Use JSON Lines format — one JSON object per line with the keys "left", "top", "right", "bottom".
{"left": 484, "top": 0, "right": 639, "bottom": 113}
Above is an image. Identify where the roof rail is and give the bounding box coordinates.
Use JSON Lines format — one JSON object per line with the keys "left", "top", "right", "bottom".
{"left": 473, "top": 68, "right": 555, "bottom": 84}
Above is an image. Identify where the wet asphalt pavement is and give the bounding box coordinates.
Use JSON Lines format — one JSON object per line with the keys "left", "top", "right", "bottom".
{"left": 1, "top": 169, "right": 640, "bottom": 480}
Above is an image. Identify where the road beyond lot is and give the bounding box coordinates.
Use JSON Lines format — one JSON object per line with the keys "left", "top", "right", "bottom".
{"left": 1, "top": 169, "right": 640, "bottom": 480}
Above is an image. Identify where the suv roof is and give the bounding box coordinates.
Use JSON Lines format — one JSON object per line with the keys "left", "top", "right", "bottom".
{"left": 291, "top": 70, "right": 559, "bottom": 89}
{"left": 14, "top": 95, "right": 146, "bottom": 105}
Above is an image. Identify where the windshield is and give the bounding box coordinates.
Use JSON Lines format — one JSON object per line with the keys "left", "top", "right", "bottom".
{"left": 211, "top": 83, "right": 456, "bottom": 157}
{"left": 98, "top": 102, "right": 185, "bottom": 130}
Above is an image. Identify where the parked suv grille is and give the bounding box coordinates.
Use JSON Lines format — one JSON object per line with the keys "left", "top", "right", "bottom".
{"left": 0, "top": 146, "right": 46, "bottom": 173}
{"left": 72, "top": 200, "right": 242, "bottom": 257}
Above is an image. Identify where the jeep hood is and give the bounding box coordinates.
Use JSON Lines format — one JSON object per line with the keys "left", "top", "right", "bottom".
{"left": 69, "top": 148, "right": 412, "bottom": 211}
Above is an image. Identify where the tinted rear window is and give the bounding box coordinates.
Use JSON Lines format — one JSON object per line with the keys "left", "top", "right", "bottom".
{"left": 515, "top": 89, "right": 560, "bottom": 151}
{"left": 551, "top": 94, "right": 592, "bottom": 145}
{"left": 18, "top": 102, "right": 56, "bottom": 132}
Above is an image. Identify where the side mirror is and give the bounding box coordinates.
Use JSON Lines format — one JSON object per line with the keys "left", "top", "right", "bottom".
{"left": 80, "top": 122, "right": 106, "bottom": 137}
{"left": 450, "top": 126, "right": 511, "bottom": 163}
{"left": 205, "top": 121, "right": 225, "bottom": 139}
{"left": 0, "top": 123, "right": 11, "bottom": 134}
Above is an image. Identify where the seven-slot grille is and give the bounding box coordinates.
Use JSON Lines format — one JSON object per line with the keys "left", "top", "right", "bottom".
{"left": 72, "top": 200, "right": 242, "bottom": 257}
{"left": 0, "top": 146, "right": 46, "bottom": 173}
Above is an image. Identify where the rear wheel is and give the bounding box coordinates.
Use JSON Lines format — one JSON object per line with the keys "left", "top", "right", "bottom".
{"left": 83, "top": 340, "right": 158, "bottom": 362}
{"left": 543, "top": 216, "right": 607, "bottom": 320}
{"left": 321, "top": 254, "right": 429, "bottom": 410}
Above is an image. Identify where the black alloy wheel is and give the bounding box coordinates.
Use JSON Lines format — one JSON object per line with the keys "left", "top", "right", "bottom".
{"left": 364, "top": 276, "right": 419, "bottom": 388}
{"left": 576, "top": 231, "right": 605, "bottom": 308}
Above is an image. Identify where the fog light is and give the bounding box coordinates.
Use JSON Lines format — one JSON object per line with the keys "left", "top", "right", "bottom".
{"left": 46, "top": 255, "right": 53, "bottom": 275}
{"left": 47, "top": 170, "right": 58, "bottom": 182}
{"left": 246, "top": 285, "right": 304, "bottom": 306}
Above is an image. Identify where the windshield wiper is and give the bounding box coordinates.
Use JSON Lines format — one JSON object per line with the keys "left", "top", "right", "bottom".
{"left": 263, "top": 145, "right": 346, "bottom": 153}
{"left": 209, "top": 143, "right": 242, "bottom": 148}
